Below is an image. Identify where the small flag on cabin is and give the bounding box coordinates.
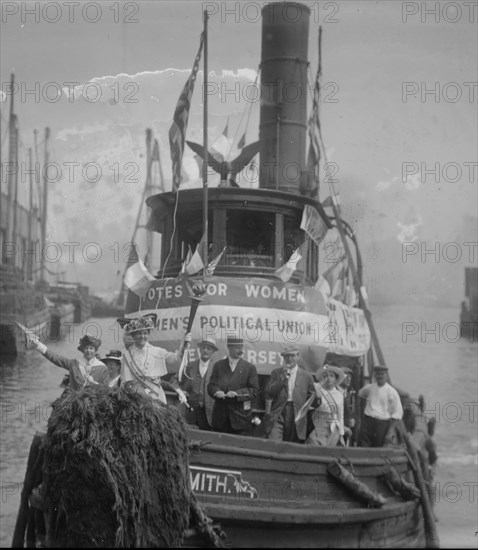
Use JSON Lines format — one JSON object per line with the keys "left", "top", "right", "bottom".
{"left": 169, "top": 33, "right": 204, "bottom": 192}
{"left": 178, "top": 234, "right": 206, "bottom": 279}
{"left": 274, "top": 245, "right": 304, "bottom": 282}
{"left": 206, "top": 246, "right": 226, "bottom": 277}
{"left": 124, "top": 248, "right": 155, "bottom": 298}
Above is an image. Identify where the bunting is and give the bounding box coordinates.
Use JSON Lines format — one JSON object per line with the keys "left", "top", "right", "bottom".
{"left": 169, "top": 33, "right": 204, "bottom": 191}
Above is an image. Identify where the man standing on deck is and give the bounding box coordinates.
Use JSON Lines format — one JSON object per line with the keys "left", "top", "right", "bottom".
{"left": 207, "top": 335, "right": 259, "bottom": 435}
{"left": 180, "top": 337, "right": 218, "bottom": 430}
{"left": 358, "top": 365, "right": 403, "bottom": 447}
{"left": 264, "top": 347, "right": 315, "bottom": 443}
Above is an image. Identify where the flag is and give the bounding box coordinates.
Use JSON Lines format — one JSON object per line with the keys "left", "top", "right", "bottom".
{"left": 185, "top": 246, "right": 204, "bottom": 275}
{"left": 307, "top": 27, "right": 322, "bottom": 198}
{"left": 178, "top": 234, "right": 206, "bottom": 279}
{"left": 295, "top": 394, "right": 316, "bottom": 423}
{"left": 237, "top": 132, "right": 246, "bottom": 149}
{"left": 169, "top": 33, "right": 204, "bottom": 192}
{"left": 210, "top": 119, "right": 231, "bottom": 162}
{"left": 316, "top": 253, "right": 347, "bottom": 300}
{"left": 178, "top": 349, "right": 190, "bottom": 383}
{"left": 206, "top": 246, "right": 226, "bottom": 277}
{"left": 331, "top": 259, "right": 348, "bottom": 301}
{"left": 124, "top": 247, "right": 155, "bottom": 298}
{"left": 274, "top": 244, "right": 304, "bottom": 282}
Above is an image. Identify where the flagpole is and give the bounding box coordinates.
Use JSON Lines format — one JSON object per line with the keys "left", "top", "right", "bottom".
{"left": 202, "top": 11, "right": 209, "bottom": 275}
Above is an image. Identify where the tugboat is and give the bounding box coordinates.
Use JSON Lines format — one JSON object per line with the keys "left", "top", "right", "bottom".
{"left": 12, "top": 3, "right": 440, "bottom": 548}
{"left": 122, "top": 3, "right": 439, "bottom": 547}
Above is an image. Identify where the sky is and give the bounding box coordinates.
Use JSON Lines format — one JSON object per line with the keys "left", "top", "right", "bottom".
{"left": 0, "top": 0, "right": 477, "bottom": 302}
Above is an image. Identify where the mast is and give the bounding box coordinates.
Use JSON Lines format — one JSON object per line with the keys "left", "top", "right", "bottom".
{"left": 5, "top": 73, "right": 17, "bottom": 263}
{"left": 202, "top": 10, "right": 209, "bottom": 272}
{"left": 145, "top": 128, "right": 153, "bottom": 268}
{"left": 40, "top": 127, "right": 50, "bottom": 283}
{"left": 28, "top": 147, "right": 33, "bottom": 281}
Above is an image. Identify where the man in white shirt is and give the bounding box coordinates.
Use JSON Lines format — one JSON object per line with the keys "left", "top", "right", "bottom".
{"left": 180, "top": 337, "right": 218, "bottom": 430}
{"left": 358, "top": 365, "right": 403, "bottom": 447}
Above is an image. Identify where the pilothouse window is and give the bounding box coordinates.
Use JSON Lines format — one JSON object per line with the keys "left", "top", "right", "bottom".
{"left": 225, "top": 210, "right": 274, "bottom": 267}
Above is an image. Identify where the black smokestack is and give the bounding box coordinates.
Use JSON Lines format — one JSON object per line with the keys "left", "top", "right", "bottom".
{"left": 259, "top": 2, "right": 310, "bottom": 194}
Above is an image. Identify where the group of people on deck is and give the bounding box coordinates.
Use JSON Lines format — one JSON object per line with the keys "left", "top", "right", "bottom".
{"left": 28, "top": 313, "right": 424, "bottom": 451}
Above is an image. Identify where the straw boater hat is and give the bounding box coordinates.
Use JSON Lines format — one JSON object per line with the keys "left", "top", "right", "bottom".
{"left": 318, "top": 363, "right": 346, "bottom": 386}
{"left": 77, "top": 334, "right": 101, "bottom": 352}
{"left": 226, "top": 335, "right": 244, "bottom": 346}
{"left": 101, "top": 349, "right": 122, "bottom": 363}
{"left": 120, "top": 314, "right": 158, "bottom": 335}
{"left": 198, "top": 337, "right": 218, "bottom": 351}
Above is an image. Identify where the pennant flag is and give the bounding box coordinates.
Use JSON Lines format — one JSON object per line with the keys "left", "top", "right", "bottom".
{"left": 169, "top": 33, "right": 204, "bottom": 192}
{"left": 177, "top": 234, "right": 206, "bottom": 279}
{"left": 237, "top": 132, "right": 246, "bottom": 149}
{"left": 178, "top": 349, "right": 190, "bottom": 383}
{"left": 274, "top": 244, "right": 305, "bottom": 282}
{"left": 124, "top": 246, "right": 155, "bottom": 298}
{"left": 331, "top": 259, "right": 348, "bottom": 302}
{"left": 206, "top": 246, "right": 226, "bottom": 277}
{"left": 185, "top": 246, "right": 204, "bottom": 275}
{"left": 210, "top": 119, "right": 231, "bottom": 162}
{"left": 307, "top": 27, "right": 322, "bottom": 198}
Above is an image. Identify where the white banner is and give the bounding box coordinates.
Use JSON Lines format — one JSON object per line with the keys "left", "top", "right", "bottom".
{"left": 326, "top": 298, "right": 371, "bottom": 356}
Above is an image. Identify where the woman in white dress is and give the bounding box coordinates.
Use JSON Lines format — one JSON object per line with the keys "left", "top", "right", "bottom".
{"left": 307, "top": 364, "right": 347, "bottom": 446}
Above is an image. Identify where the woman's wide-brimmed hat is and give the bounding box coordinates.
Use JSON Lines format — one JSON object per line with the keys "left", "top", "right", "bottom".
{"left": 77, "top": 334, "right": 101, "bottom": 352}
{"left": 118, "top": 314, "right": 158, "bottom": 335}
{"left": 318, "top": 364, "right": 346, "bottom": 386}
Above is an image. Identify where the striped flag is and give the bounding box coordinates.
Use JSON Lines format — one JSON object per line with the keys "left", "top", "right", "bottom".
{"left": 307, "top": 27, "right": 322, "bottom": 198}
{"left": 124, "top": 246, "right": 155, "bottom": 298}
{"left": 169, "top": 33, "right": 204, "bottom": 192}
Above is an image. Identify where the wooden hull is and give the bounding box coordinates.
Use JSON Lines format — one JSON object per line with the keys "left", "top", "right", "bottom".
{"left": 185, "top": 428, "right": 427, "bottom": 548}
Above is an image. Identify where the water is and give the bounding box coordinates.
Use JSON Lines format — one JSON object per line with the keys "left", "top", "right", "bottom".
{"left": 1, "top": 309, "right": 477, "bottom": 548}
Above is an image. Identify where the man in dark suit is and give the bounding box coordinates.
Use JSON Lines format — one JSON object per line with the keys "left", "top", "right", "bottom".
{"left": 207, "top": 336, "right": 259, "bottom": 435}
{"left": 180, "top": 337, "right": 218, "bottom": 430}
{"left": 264, "top": 346, "right": 315, "bottom": 443}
